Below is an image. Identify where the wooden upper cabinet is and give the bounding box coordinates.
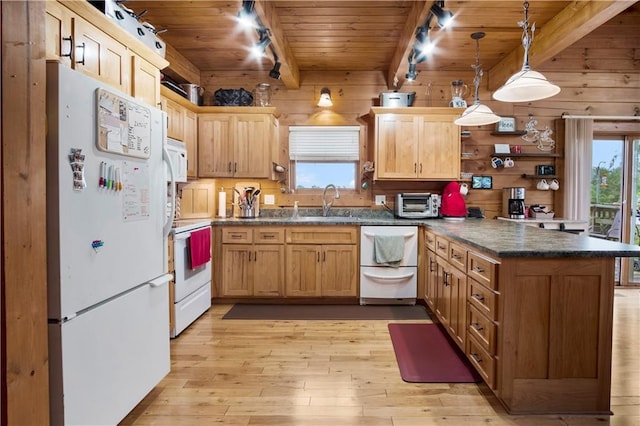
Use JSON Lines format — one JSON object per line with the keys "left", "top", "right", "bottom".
{"left": 45, "top": 1, "right": 169, "bottom": 105}
{"left": 131, "top": 55, "right": 161, "bottom": 108}
{"left": 163, "top": 97, "right": 185, "bottom": 141}
{"left": 183, "top": 109, "right": 198, "bottom": 178}
{"left": 73, "top": 17, "right": 130, "bottom": 94}
{"left": 198, "top": 112, "right": 276, "bottom": 179}
{"left": 371, "top": 107, "right": 461, "bottom": 180}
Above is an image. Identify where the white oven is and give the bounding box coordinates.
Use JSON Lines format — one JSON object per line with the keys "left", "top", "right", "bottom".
{"left": 360, "top": 226, "right": 418, "bottom": 305}
{"left": 171, "top": 221, "right": 212, "bottom": 338}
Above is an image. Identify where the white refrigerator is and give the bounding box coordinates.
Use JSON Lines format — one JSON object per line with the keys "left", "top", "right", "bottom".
{"left": 46, "top": 62, "right": 173, "bottom": 425}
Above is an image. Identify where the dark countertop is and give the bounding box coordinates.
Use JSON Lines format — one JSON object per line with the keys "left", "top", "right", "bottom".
{"left": 199, "top": 210, "right": 640, "bottom": 259}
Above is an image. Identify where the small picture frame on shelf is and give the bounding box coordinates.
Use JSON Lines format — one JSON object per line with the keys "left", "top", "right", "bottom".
{"left": 481, "top": 176, "right": 493, "bottom": 189}
{"left": 495, "top": 116, "right": 517, "bottom": 133}
{"left": 471, "top": 175, "right": 493, "bottom": 189}
{"left": 494, "top": 143, "right": 511, "bottom": 154}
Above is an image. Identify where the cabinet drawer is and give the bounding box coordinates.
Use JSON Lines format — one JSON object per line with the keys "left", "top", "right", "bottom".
{"left": 467, "top": 334, "right": 495, "bottom": 389}
{"left": 425, "top": 230, "right": 436, "bottom": 252}
{"left": 286, "top": 226, "right": 357, "bottom": 244}
{"left": 435, "top": 236, "right": 449, "bottom": 258}
{"left": 468, "top": 303, "right": 496, "bottom": 354}
{"left": 448, "top": 242, "right": 467, "bottom": 271}
{"left": 467, "top": 251, "right": 498, "bottom": 290}
{"left": 222, "top": 228, "right": 252, "bottom": 244}
{"left": 254, "top": 228, "right": 284, "bottom": 244}
{"left": 468, "top": 278, "right": 497, "bottom": 320}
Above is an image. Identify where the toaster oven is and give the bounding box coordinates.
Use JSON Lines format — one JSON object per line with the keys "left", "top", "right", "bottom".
{"left": 395, "top": 193, "right": 440, "bottom": 218}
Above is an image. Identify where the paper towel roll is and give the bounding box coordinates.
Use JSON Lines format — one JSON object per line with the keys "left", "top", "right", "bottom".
{"left": 218, "top": 189, "right": 226, "bottom": 218}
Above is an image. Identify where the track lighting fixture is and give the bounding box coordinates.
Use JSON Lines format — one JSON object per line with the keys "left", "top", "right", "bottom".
{"left": 250, "top": 28, "right": 271, "bottom": 59}
{"left": 236, "top": 0, "right": 256, "bottom": 29}
{"left": 493, "top": 1, "right": 560, "bottom": 102}
{"left": 317, "top": 87, "right": 333, "bottom": 107}
{"left": 455, "top": 32, "right": 501, "bottom": 126}
{"left": 430, "top": 1, "right": 454, "bottom": 29}
{"left": 405, "top": 52, "right": 418, "bottom": 81}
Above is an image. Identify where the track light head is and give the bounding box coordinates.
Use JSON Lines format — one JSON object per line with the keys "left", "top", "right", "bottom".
{"left": 269, "top": 62, "right": 281, "bottom": 79}
{"left": 430, "top": 3, "right": 454, "bottom": 29}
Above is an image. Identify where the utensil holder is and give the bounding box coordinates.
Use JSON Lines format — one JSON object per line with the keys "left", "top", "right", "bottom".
{"left": 239, "top": 206, "right": 256, "bottom": 218}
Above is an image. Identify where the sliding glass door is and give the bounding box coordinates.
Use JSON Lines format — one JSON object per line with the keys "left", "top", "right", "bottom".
{"left": 591, "top": 136, "right": 640, "bottom": 285}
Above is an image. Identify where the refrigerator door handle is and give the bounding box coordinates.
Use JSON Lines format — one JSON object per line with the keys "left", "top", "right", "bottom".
{"left": 149, "top": 273, "right": 173, "bottom": 288}
{"left": 163, "top": 145, "right": 176, "bottom": 237}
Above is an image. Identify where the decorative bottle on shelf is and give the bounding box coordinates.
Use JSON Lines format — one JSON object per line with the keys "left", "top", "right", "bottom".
{"left": 254, "top": 83, "right": 271, "bottom": 106}
{"left": 292, "top": 201, "right": 299, "bottom": 219}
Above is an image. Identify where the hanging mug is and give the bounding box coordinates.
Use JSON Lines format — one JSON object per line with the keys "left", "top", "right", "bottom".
{"left": 537, "top": 179, "right": 550, "bottom": 190}
{"left": 491, "top": 157, "right": 504, "bottom": 168}
{"left": 459, "top": 182, "right": 469, "bottom": 196}
{"left": 503, "top": 157, "right": 515, "bottom": 168}
{"left": 549, "top": 179, "right": 560, "bottom": 191}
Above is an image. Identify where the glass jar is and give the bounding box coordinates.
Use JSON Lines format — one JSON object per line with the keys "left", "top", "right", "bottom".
{"left": 254, "top": 83, "right": 271, "bottom": 106}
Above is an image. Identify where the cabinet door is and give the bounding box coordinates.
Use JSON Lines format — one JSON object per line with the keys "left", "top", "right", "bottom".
{"left": 183, "top": 109, "right": 198, "bottom": 178}
{"left": 447, "top": 266, "right": 467, "bottom": 349}
{"left": 131, "top": 55, "right": 160, "bottom": 107}
{"left": 425, "top": 249, "right": 438, "bottom": 309}
{"left": 375, "top": 114, "right": 420, "bottom": 179}
{"left": 221, "top": 245, "right": 252, "bottom": 296}
{"left": 45, "top": 2, "right": 73, "bottom": 66}
{"left": 198, "top": 114, "right": 234, "bottom": 177}
{"left": 321, "top": 245, "right": 358, "bottom": 296}
{"left": 286, "top": 245, "right": 322, "bottom": 297}
{"left": 435, "top": 256, "right": 452, "bottom": 327}
{"left": 234, "top": 114, "right": 271, "bottom": 178}
{"left": 164, "top": 97, "right": 185, "bottom": 141}
{"left": 252, "top": 245, "right": 285, "bottom": 296}
{"left": 418, "top": 118, "right": 460, "bottom": 179}
{"left": 74, "top": 18, "right": 129, "bottom": 94}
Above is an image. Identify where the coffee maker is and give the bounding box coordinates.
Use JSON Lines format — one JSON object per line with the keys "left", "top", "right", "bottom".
{"left": 503, "top": 187, "right": 526, "bottom": 219}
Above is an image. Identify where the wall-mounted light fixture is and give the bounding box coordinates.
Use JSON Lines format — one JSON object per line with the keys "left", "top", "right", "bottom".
{"left": 492, "top": 1, "right": 560, "bottom": 102}
{"left": 455, "top": 32, "right": 501, "bottom": 126}
{"left": 317, "top": 87, "right": 333, "bottom": 107}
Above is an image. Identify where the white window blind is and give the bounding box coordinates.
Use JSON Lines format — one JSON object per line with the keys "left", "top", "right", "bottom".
{"left": 289, "top": 126, "right": 360, "bottom": 161}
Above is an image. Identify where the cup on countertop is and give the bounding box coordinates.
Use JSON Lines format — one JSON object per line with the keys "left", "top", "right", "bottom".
{"left": 537, "top": 179, "right": 550, "bottom": 190}
{"left": 503, "top": 157, "right": 515, "bottom": 168}
{"left": 491, "top": 157, "right": 504, "bottom": 168}
{"left": 459, "top": 182, "right": 469, "bottom": 195}
{"left": 549, "top": 179, "right": 560, "bottom": 191}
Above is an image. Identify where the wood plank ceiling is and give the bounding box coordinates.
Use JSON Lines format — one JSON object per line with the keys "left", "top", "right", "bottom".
{"left": 126, "top": 0, "right": 638, "bottom": 89}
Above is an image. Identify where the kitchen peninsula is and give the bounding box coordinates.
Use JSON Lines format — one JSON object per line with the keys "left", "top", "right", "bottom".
{"left": 211, "top": 215, "right": 640, "bottom": 415}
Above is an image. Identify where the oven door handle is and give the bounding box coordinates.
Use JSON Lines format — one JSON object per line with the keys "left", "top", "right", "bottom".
{"left": 362, "top": 271, "right": 415, "bottom": 282}
{"left": 363, "top": 231, "right": 415, "bottom": 239}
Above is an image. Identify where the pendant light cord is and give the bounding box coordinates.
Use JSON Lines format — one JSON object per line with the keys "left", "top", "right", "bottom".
{"left": 471, "top": 32, "right": 485, "bottom": 106}
{"left": 520, "top": 1, "right": 533, "bottom": 71}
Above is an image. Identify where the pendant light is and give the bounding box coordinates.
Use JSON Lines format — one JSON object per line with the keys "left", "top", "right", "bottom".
{"left": 455, "top": 32, "right": 501, "bottom": 126}
{"left": 317, "top": 87, "right": 333, "bottom": 107}
{"left": 493, "top": 1, "right": 560, "bottom": 102}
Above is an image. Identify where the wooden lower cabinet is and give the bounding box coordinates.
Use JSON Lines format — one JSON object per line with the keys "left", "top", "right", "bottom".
{"left": 285, "top": 226, "right": 358, "bottom": 297}
{"left": 220, "top": 227, "right": 285, "bottom": 297}
{"left": 427, "top": 228, "right": 616, "bottom": 415}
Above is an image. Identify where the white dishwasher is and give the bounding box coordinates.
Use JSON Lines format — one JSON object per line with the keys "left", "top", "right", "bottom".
{"left": 360, "top": 226, "right": 418, "bottom": 305}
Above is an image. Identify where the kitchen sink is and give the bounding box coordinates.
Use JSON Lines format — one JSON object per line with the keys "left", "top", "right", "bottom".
{"left": 289, "top": 216, "right": 359, "bottom": 222}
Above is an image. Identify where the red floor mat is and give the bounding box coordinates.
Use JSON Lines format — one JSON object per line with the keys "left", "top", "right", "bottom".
{"left": 388, "top": 323, "right": 482, "bottom": 383}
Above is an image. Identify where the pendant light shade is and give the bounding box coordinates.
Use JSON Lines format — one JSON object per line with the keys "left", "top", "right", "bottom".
{"left": 454, "top": 32, "right": 501, "bottom": 127}
{"left": 317, "top": 87, "right": 333, "bottom": 107}
{"left": 493, "top": 1, "right": 560, "bottom": 103}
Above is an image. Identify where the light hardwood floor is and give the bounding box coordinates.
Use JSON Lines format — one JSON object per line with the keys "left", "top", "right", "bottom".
{"left": 122, "top": 290, "right": 640, "bottom": 426}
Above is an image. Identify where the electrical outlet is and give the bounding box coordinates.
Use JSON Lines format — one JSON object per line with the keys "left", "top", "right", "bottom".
{"left": 375, "top": 195, "right": 386, "bottom": 206}
{"left": 264, "top": 194, "right": 275, "bottom": 205}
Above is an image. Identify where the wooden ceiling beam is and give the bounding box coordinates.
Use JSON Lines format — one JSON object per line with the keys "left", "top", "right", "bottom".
{"left": 253, "top": 0, "right": 301, "bottom": 89}
{"left": 387, "top": 1, "right": 434, "bottom": 90}
{"left": 487, "top": 0, "right": 639, "bottom": 91}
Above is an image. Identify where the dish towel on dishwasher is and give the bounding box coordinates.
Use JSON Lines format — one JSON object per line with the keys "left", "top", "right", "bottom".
{"left": 189, "top": 227, "right": 211, "bottom": 269}
{"left": 374, "top": 235, "right": 404, "bottom": 267}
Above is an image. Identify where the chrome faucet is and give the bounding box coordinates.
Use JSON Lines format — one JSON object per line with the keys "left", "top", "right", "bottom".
{"left": 322, "top": 184, "right": 340, "bottom": 216}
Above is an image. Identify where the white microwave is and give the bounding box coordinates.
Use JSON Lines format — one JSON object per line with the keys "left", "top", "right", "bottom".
{"left": 165, "top": 138, "right": 188, "bottom": 183}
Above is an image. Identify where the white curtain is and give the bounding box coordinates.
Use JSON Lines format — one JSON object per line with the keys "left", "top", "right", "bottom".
{"left": 564, "top": 119, "right": 593, "bottom": 221}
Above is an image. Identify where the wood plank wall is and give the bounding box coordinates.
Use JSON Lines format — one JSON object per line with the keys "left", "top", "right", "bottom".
{"left": 1, "top": 1, "right": 50, "bottom": 425}
{"left": 198, "top": 8, "right": 640, "bottom": 219}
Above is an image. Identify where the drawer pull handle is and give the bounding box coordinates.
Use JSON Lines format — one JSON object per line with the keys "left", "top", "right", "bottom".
{"left": 471, "top": 322, "right": 484, "bottom": 331}
{"left": 230, "top": 234, "right": 243, "bottom": 239}
{"left": 452, "top": 253, "right": 462, "bottom": 260}
{"left": 470, "top": 352, "right": 483, "bottom": 363}
{"left": 262, "top": 234, "right": 275, "bottom": 239}
{"left": 472, "top": 266, "right": 485, "bottom": 273}
{"left": 472, "top": 293, "right": 485, "bottom": 302}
